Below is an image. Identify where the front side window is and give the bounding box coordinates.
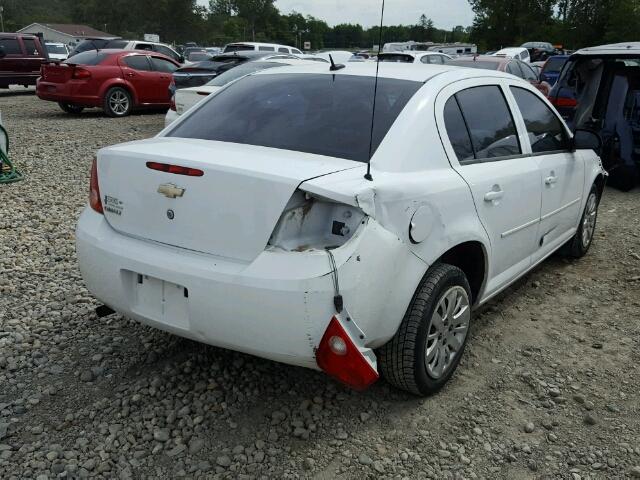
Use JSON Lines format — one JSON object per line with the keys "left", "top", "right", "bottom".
{"left": 519, "top": 62, "right": 538, "bottom": 81}
{"left": 510, "top": 87, "right": 570, "bottom": 153}
{"left": 278, "top": 47, "right": 289, "bottom": 53}
{"left": 123, "top": 55, "right": 151, "bottom": 71}
{"left": 169, "top": 73, "right": 422, "bottom": 163}
{"left": 292, "top": 49, "right": 302, "bottom": 55}
{"left": 134, "top": 43, "right": 153, "bottom": 51}
{"left": 151, "top": 57, "right": 178, "bottom": 73}
{"left": 0, "top": 38, "right": 21, "bottom": 55}
{"left": 506, "top": 61, "right": 523, "bottom": 78}
{"left": 155, "top": 45, "right": 179, "bottom": 61}
{"left": 455, "top": 85, "right": 521, "bottom": 160}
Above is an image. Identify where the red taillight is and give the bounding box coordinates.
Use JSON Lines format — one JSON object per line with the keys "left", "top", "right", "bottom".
{"left": 316, "top": 317, "right": 379, "bottom": 391}
{"left": 89, "top": 157, "right": 103, "bottom": 214}
{"left": 170, "top": 95, "right": 176, "bottom": 111}
{"left": 72, "top": 67, "right": 91, "bottom": 80}
{"left": 549, "top": 96, "right": 578, "bottom": 108}
{"left": 146, "top": 162, "right": 204, "bottom": 177}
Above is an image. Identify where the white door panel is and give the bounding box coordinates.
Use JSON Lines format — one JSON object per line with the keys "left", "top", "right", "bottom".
{"left": 454, "top": 158, "right": 541, "bottom": 294}
{"left": 533, "top": 152, "right": 584, "bottom": 262}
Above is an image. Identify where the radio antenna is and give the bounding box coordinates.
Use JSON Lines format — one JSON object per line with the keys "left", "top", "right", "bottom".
{"left": 365, "top": 0, "right": 385, "bottom": 182}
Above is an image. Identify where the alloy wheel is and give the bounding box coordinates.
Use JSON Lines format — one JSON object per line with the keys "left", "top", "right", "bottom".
{"left": 581, "top": 192, "right": 597, "bottom": 248}
{"left": 108, "top": 91, "right": 129, "bottom": 115}
{"left": 425, "top": 286, "right": 470, "bottom": 379}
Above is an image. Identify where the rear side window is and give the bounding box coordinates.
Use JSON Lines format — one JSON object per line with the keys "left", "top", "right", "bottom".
{"left": 453, "top": 86, "right": 521, "bottom": 160}
{"left": 64, "top": 51, "right": 109, "bottom": 65}
{"left": 510, "top": 87, "right": 570, "bottom": 153}
{"left": 543, "top": 57, "right": 566, "bottom": 73}
{"left": 443, "top": 97, "right": 474, "bottom": 162}
{"left": 134, "top": 43, "right": 154, "bottom": 51}
{"left": 292, "top": 49, "right": 302, "bottom": 55}
{"left": 23, "top": 39, "right": 39, "bottom": 56}
{"left": 379, "top": 54, "right": 414, "bottom": 63}
{"left": 169, "top": 73, "right": 422, "bottom": 163}
{"left": 0, "top": 38, "right": 21, "bottom": 55}
{"left": 259, "top": 46, "right": 275, "bottom": 52}
{"left": 151, "top": 57, "right": 178, "bottom": 73}
{"left": 123, "top": 55, "right": 151, "bottom": 71}
{"left": 278, "top": 47, "right": 289, "bottom": 53}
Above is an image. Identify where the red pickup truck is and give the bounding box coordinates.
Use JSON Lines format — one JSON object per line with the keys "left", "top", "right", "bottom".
{"left": 0, "top": 33, "right": 48, "bottom": 88}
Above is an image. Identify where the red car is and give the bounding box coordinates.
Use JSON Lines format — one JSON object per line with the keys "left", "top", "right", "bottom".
{"left": 37, "top": 49, "right": 180, "bottom": 117}
{"left": 447, "top": 55, "right": 552, "bottom": 96}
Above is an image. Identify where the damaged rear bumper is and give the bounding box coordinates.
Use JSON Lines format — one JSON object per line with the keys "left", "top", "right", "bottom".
{"left": 76, "top": 208, "right": 426, "bottom": 370}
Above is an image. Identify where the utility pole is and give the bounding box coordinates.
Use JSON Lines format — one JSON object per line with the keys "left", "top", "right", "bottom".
{"left": 0, "top": 6, "right": 5, "bottom": 33}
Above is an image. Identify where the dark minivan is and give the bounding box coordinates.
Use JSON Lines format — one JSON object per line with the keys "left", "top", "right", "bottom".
{"left": 0, "top": 33, "right": 48, "bottom": 88}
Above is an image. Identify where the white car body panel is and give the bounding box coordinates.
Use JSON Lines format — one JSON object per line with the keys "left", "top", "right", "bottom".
{"left": 494, "top": 47, "right": 531, "bottom": 63}
{"left": 77, "top": 63, "right": 606, "bottom": 371}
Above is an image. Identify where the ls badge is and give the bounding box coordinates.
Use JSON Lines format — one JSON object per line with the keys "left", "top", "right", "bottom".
{"left": 157, "top": 183, "right": 185, "bottom": 199}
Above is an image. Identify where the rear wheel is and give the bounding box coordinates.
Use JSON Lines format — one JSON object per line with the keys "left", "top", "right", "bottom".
{"left": 562, "top": 184, "right": 600, "bottom": 258}
{"left": 378, "top": 263, "right": 472, "bottom": 396}
{"left": 58, "top": 102, "right": 84, "bottom": 114}
{"left": 103, "top": 87, "right": 132, "bottom": 117}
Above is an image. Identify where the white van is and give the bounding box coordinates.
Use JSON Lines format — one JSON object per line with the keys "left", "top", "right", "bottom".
{"left": 223, "top": 42, "right": 303, "bottom": 55}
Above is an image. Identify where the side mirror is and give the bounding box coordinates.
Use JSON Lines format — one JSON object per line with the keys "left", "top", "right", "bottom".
{"left": 178, "top": 55, "right": 185, "bottom": 64}
{"left": 571, "top": 128, "right": 602, "bottom": 152}
{"left": 0, "top": 46, "right": 6, "bottom": 59}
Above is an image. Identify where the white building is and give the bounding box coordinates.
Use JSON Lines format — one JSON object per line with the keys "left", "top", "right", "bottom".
{"left": 17, "top": 23, "right": 116, "bottom": 49}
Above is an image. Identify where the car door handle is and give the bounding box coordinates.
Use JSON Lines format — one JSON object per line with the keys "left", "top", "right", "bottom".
{"left": 484, "top": 190, "right": 504, "bottom": 202}
{"left": 125, "top": 72, "right": 135, "bottom": 78}
{"left": 545, "top": 175, "right": 558, "bottom": 185}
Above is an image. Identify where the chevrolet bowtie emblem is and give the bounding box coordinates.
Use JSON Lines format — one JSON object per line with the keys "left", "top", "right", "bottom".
{"left": 157, "top": 183, "right": 185, "bottom": 199}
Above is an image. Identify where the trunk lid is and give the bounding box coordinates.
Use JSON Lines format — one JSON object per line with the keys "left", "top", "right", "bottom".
{"left": 98, "top": 138, "right": 360, "bottom": 262}
{"left": 175, "top": 86, "right": 219, "bottom": 114}
{"left": 40, "top": 62, "right": 74, "bottom": 83}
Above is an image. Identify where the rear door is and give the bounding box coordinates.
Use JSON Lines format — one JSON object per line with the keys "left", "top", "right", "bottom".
{"left": 21, "top": 37, "right": 45, "bottom": 78}
{"left": 0, "top": 37, "right": 24, "bottom": 83}
{"left": 437, "top": 80, "right": 542, "bottom": 295}
{"left": 120, "top": 54, "right": 156, "bottom": 103}
{"left": 508, "top": 86, "right": 584, "bottom": 263}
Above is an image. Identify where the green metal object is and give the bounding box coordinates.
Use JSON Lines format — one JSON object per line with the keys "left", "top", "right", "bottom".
{"left": 0, "top": 122, "right": 24, "bottom": 184}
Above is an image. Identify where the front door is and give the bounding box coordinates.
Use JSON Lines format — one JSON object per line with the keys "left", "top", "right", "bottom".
{"left": 508, "top": 86, "right": 585, "bottom": 263}
{"left": 438, "top": 83, "right": 542, "bottom": 296}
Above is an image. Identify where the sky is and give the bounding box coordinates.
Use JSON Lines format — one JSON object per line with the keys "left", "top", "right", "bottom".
{"left": 197, "top": 0, "right": 475, "bottom": 30}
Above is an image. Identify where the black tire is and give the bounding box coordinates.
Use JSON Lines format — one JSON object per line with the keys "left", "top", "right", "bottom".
{"left": 561, "top": 184, "right": 600, "bottom": 258}
{"left": 378, "top": 263, "right": 472, "bottom": 396}
{"left": 58, "top": 102, "right": 84, "bottom": 114}
{"left": 103, "top": 87, "right": 132, "bottom": 117}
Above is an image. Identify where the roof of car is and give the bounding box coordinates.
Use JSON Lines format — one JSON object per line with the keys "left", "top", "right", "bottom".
{"left": 573, "top": 42, "right": 640, "bottom": 56}
{"left": 252, "top": 61, "right": 514, "bottom": 83}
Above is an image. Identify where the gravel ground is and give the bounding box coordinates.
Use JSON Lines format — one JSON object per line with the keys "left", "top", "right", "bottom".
{"left": 1, "top": 88, "right": 640, "bottom": 480}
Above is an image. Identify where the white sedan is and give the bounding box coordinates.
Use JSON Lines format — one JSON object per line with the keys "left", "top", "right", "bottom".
{"left": 165, "top": 59, "right": 318, "bottom": 127}
{"left": 77, "top": 62, "right": 605, "bottom": 395}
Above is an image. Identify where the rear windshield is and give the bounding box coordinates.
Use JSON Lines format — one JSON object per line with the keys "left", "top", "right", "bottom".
{"left": 379, "top": 54, "right": 414, "bottom": 63}
{"left": 169, "top": 73, "right": 422, "bottom": 162}
{"left": 64, "top": 50, "right": 109, "bottom": 65}
{"left": 448, "top": 60, "right": 500, "bottom": 70}
{"left": 188, "top": 52, "right": 209, "bottom": 62}
{"left": 46, "top": 44, "right": 67, "bottom": 54}
{"left": 223, "top": 44, "right": 254, "bottom": 53}
{"left": 206, "top": 62, "right": 285, "bottom": 87}
{"left": 543, "top": 57, "right": 567, "bottom": 73}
